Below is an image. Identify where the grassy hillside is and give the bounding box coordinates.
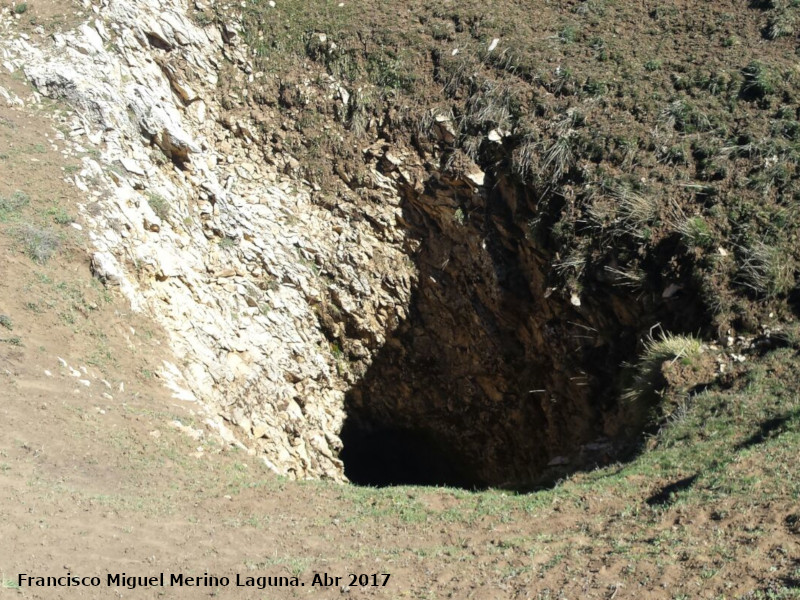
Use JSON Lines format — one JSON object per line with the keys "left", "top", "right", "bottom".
{"left": 214, "top": 0, "right": 800, "bottom": 337}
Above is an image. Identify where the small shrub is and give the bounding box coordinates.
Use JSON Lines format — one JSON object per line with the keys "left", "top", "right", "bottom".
{"left": 49, "top": 206, "right": 74, "bottom": 225}
{"left": 0, "top": 315, "right": 12, "bottom": 330}
{"left": 644, "top": 60, "right": 662, "bottom": 72}
{"left": 13, "top": 2, "right": 27, "bottom": 14}
{"left": 146, "top": 192, "right": 170, "bottom": 221}
{"left": 219, "top": 236, "right": 237, "bottom": 249}
{"left": 559, "top": 26, "right": 578, "bottom": 44}
{"left": 24, "top": 301, "right": 43, "bottom": 313}
{"left": 14, "top": 224, "right": 61, "bottom": 264}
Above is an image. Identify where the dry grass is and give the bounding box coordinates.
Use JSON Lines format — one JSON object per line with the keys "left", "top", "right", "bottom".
{"left": 623, "top": 332, "right": 704, "bottom": 404}
{"left": 738, "top": 242, "right": 796, "bottom": 298}
{"left": 13, "top": 223, "right": 61, "bottom": 264}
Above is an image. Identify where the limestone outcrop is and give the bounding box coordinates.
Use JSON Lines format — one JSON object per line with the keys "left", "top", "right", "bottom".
{"left": 1, "top": 0, "right": 414, "bottom": 480}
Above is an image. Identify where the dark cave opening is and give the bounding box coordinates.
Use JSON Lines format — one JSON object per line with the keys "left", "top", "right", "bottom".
{"left": 333, "top": 170, "right": 709, "bottom": 490}
{"left": 333, "top": 175, "right": 636, "bottom": 490}
{"left": 339, "top": 422, "right": 478, "bottom": 488}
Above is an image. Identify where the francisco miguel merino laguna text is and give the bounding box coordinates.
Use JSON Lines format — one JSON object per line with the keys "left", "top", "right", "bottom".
{"left": 17, "top": 572, "right": 391, "bottom": 590}
{"left": 18, "top": 573, "right": 304, "bottom": 590}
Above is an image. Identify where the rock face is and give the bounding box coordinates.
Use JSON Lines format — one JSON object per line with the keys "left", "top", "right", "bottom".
{"left": 1, "top": 0, "right": 414, "bottom": 481}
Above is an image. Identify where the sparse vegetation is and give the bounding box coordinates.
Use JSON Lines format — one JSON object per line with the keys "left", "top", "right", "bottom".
{"left": 145, "top": 192, "right": 170, "bottom": 221}
{"left": 0, "top": 190, "right": 30, "bottom": 222}
{"left": 227, "top": 0, "right": 800, "bottom": 342}
{"left": 13, "top": 224, "right": 61, "bottom": 264}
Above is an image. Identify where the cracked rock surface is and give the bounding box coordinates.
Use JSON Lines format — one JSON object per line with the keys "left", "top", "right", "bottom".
{"left": 1, "top": 0, "right": 414, "bottom": 480}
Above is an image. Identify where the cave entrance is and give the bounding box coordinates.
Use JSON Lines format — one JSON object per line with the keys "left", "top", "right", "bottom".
{"left": 331, "top": 172, "right": 681, "bottom": 490}
{"left": 331, "top": 174, "right": 626, "bottom": 490}
{"left": 339, "top": 421, "right": 479, "bottom": 488}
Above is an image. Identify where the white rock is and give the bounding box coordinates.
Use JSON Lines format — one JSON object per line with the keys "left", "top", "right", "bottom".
{"left": 466, "top": 168, "right": 485, "bottom": 187}
{"left": 91, "top": 251, "right": 124, "bottom": 285}
{"left": 79, "top": 23, "right": 105, "bottom": 53}
{"left": 121, "top": 157, "right": 146, "bottom": 175}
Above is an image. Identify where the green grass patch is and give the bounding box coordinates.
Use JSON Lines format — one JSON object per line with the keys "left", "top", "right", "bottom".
{"left": 0, "top": 190, "right": 30, "bottom": 222}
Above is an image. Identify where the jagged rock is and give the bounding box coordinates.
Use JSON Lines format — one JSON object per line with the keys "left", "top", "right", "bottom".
{"left": 1, "top": 0, "right": 414, "bottom": 482}
{"left": 90, "top": 251, "right": 123, "bottom": 285}
{"left": 433, "top": 114, "right": 457, "bottom": 144}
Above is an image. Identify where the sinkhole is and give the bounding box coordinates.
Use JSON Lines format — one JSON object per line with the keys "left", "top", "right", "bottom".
{"left": 333, "top": 174, "right": 703, "bottom": 489}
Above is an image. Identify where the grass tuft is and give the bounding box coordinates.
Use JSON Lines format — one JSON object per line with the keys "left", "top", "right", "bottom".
{"left": 765, "top": 8, "right": 796, "bottom": 38}
{"left": 541, "top": 133, "right": 574, "bottom": 183}
{"left": 677, "top": 216, "right": 714, "bottom": 249}
{"left": 737, "top": 242, "right": 796, "bottom": 298}
{"left": 741, "top": 61, "right": 775, "bottom": 99}
{"left": 624, "top": 332, "right": 704, "bottom": 406}
{"left": 615, "top": 187, "right": 658, "bottom": 240}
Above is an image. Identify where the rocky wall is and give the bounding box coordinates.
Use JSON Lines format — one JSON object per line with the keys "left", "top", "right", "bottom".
{"left": 0, "top": 0, "right": 415, "bottom": 480}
